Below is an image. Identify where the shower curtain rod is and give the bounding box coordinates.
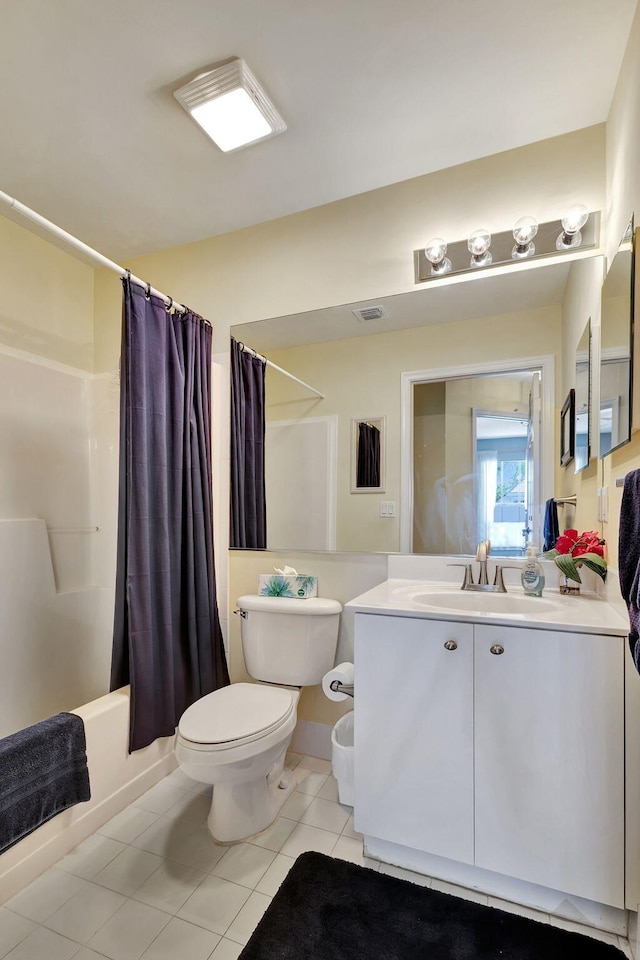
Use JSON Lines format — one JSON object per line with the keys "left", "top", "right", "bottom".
{"left": 0, "top": 189, "right": 187, "bottom": 314}
{"left": 234, "top": 338, "right": 325, "bottom": 399}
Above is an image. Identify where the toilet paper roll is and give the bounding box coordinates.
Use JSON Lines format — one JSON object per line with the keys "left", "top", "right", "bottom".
{"left": 322, "top": 662, "right": 354, "bottom": 702}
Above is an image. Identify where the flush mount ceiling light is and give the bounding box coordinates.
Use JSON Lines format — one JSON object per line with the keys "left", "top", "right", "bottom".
{"left": 174, "top": 58, "right": 287, "bottom": 153}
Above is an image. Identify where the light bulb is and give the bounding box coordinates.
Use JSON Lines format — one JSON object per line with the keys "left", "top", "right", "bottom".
{"left": 468, "top": 229, "right": 491, "bottom": 257}
{"left": 468, "top": 229, "right": 492, "bottom": 267}
{"left": 424, "top": 237, "right": 452, "bottom": 275}
{"left": 556, "top": 204, "right": 589, "bottom": 250}
{"left": 513, "top": 216, "right": 538, "bottom": 246}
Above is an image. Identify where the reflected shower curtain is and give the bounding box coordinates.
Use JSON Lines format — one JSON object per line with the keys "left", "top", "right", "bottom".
{"left": 230, "top": 338, "right": 267, "bottom": 548}
{"left": 356, "top": 422, "right": 380, "bottom": 487}
{"left": 111, "top": 279, "right": 229, "bottom": 752}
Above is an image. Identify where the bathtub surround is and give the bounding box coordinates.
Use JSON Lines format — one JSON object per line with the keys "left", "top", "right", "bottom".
{"left": 0, "top": 688, "right": 176, "bottom": 902}
{"left": 111, "top": 280, "right": 229, "bottom": 751}
{"left": 0, "top": 713, "right": 90, "bottom": 855}
{"left": 240, "top": 852, "right": 625, "bottom": 960}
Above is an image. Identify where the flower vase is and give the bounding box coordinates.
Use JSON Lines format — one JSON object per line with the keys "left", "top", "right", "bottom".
{"left": 559, "top": 573, "right": 580, "bottom": 595}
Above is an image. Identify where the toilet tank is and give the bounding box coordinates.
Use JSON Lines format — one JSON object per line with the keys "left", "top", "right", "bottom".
{"left": 237, "top": 595, "right": 342, "bottom": 686}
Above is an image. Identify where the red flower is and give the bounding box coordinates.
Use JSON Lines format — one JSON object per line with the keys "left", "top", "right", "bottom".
{"left": 555, "top": 529, "right": 605, "bottom": 558}
{"left": 555, "top": 530, "right": 578, "bottom": 555}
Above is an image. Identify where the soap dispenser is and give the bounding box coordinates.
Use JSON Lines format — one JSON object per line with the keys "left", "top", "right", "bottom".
{"left": 521, "top": 543, "right": 545, "bottom": 597}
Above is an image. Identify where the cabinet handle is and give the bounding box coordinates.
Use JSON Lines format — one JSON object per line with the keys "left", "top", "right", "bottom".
{"left": 490, "top": 644, "right": 505, "bottom": 655}
{"left": 444, "top": 640, "right": 458, "bottom": 651}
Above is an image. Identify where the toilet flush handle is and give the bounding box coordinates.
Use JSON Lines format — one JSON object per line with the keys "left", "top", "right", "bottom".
{"left": 233, "top": 609, "right": 248, "bottom": 619}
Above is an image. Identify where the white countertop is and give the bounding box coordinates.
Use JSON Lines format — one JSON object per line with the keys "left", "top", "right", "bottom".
{"left": 345, "top": 578, "right": 630, "bottom": 636}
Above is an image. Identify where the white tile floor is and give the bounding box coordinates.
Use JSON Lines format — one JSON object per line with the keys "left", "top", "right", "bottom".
{"left": 0, "top": 752, "right": 633, "bottom": 960}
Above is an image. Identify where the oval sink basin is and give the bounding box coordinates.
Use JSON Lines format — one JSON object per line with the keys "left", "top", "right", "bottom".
{"left": 412, "top": 592, "right": 558, "bottom": 615}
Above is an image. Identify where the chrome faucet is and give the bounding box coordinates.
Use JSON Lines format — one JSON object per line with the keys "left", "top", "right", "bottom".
{"left": 475, "top": 539, "right": 491, "bottom": 585}
{"left": 448, "top": 540, "right": 517, "bottom": 593}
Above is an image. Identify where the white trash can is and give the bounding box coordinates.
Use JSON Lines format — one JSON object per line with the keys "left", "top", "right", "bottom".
{"left": 331, "top": 710, "right": 354, "bottom": 806}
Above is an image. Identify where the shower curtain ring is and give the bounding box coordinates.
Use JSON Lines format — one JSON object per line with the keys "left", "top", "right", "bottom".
{"left": 125, "top": 268, "right": 131, "bottom": 282}
{"left": 165, "top": 296, "right": 173, "bottom": 313}
{"left": 144, "top": 282, "right": 151, "bottom": 299}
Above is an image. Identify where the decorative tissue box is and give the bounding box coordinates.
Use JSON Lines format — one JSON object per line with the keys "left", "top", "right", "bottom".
{"left": 258, "top": 574, "right": 318, "bottom": 598}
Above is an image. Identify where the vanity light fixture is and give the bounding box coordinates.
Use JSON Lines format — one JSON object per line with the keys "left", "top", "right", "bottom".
{"left": 512, "top": 216, "right": 538, "bottom": 259}
{"left": 174, "top": 58, "right": 287, "bottom": 153}
{"left": 468, "top": 228, "right": 492, "bottom": 268}
{"left": 424, "top": 237, "right": 452, "bottom": 275}
{"left": 556, "top": 204, "right": 589, "bottom": 250}
{"left": 414, "top": 208, "right": 599, "bottom": 284}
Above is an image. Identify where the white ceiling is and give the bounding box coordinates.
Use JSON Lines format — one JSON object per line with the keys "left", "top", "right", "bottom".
{"left": 0, "top": 0, "right": 636, "bottom": 259}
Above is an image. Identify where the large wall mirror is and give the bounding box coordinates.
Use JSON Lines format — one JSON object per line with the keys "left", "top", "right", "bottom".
{"left": 232, "top": 256, "right": 600, "bottom": 556}
{"left": 574, "top": 319, "right": 591, "bottom": 473}
{"left": 599, "top": 216, "right": 634, "bottom": 457}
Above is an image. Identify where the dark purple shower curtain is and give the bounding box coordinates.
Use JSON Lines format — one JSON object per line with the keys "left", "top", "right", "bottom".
{"left": 357, "top": 421, "right": 381, "bottom": 487}
{"left": 230, "top": 337, "right": 267, "bottom": 549}
{"left": 111, "top": 279, "right": 229, "bottom": 752}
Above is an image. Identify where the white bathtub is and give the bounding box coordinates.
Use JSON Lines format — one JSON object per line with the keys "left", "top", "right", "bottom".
{"left": 0, "top": 686, "right": 176, "bottom": 902}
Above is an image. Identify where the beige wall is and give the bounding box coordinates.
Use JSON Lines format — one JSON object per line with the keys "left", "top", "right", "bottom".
{"left": 603, "top": 4, "right": 640, "bottom": 561}
{"left": 93, "top": 124, "right": 605, "bottom": 374}
{"left": 558, "top": 256, "right": 605, "bottom": 535}
{"left": 0, "top": 213, "right": 94, "bottom": 370}
{"left": 414, "top": 382, "right": 446, "bottom": 553}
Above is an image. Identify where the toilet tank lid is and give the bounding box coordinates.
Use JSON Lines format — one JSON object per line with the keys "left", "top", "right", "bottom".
{"left": 237, "top": 595, "right": 342, "bottom": 615}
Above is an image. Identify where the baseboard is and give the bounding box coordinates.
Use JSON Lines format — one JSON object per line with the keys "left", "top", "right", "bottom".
{"left": 363, "top": 835, "right": 628, "bottom": 936}
{"left": 290, "top": 719, "right": 333, "bottom": 760}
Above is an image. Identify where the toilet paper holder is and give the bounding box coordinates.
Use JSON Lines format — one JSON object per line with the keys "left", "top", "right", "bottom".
{"left": 329, "top": 680, "right": 354, "bottom": 698}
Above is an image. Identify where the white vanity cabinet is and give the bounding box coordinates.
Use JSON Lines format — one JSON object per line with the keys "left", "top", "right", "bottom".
{"left": 354, "top": 612, "right": 625, "bottom": 908}
{"left": 354, "top": 614, "right": 475, "bottom": 865}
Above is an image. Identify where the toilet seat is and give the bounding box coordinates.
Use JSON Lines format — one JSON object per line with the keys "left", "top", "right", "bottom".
{"left": 178, "top": 683, "right": 297, "bottom": 750}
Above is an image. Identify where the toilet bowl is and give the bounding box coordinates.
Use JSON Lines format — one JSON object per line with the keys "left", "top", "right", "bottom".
{"left": 176, "top": 682, "right": 300, "bottom": 841}
{"left": 175, "top": 594, "right": 341, "bottom": 842}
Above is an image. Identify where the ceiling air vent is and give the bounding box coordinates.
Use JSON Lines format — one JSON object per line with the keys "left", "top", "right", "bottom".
{"left": 352, "top": 305, "right": 388, "bottom": 322}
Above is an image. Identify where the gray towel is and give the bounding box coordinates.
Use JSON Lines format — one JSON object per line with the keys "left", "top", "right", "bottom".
{"left": 0, "top": 712, "right": 91, "bottom": 854}
{"left": 619, "top": 469, "right": 640, "bottom": 672}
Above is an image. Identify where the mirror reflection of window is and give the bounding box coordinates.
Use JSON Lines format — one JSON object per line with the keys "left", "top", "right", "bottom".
{"left": 475, "top": 413, "right": 528, "bottom": 557}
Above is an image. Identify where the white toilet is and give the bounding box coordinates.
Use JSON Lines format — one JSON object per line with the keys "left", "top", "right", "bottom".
{"left": 175, "top": 594, "right": 341, "bottom": 842}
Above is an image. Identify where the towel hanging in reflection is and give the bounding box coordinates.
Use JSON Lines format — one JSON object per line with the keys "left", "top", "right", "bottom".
{"left": 543, "top": 498, "right": 559, "bottom": 552}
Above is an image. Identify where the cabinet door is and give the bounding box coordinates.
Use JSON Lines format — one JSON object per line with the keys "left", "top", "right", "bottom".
{"left": 354, "top": 613, "right": 474, "bottom": 864}
{"left": 474, "top": 624, "right": 624, "bottom": 907}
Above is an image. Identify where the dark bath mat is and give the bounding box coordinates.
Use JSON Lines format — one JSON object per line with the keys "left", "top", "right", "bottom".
{"left": 239, "top": 851, "right": 625, "bottom": 959}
